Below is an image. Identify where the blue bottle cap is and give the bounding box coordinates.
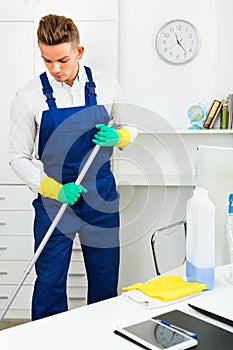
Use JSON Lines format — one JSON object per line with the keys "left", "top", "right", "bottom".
{"left": 228, "top": 194, "right": 233, "bottom": 214}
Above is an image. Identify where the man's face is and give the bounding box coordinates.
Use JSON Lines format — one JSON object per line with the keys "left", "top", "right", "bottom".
{"left": 39, "top": 42, "right": 84, "bottom": 86}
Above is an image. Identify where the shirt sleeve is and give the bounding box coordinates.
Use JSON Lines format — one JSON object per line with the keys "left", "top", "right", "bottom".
{"left": 9, "top": 91, "right": 46, "bottom": 193}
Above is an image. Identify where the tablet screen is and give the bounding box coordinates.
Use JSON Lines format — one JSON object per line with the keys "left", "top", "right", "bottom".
{"left": 123, "top": 319, "right": 190, "bottom": 349}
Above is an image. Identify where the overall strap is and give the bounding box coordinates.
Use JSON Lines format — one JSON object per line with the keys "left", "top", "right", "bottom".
{"left": 40, "top": 72, "right": 57, "bottom": 110}
{"left": 84, "top": 66, "right": 97, "bottom": 106}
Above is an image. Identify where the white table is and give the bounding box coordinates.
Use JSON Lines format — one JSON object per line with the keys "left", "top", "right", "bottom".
{"left": 0, "top": 266, "right": 232, "bottom": 350}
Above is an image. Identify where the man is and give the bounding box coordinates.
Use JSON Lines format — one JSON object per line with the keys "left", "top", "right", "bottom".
{"left": 9, "top": 14, "right": 137, "bottom": 320}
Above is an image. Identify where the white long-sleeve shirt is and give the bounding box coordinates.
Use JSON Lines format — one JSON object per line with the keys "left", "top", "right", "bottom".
{"left": 9, "top": 64, "right": 137, "bottom": 193}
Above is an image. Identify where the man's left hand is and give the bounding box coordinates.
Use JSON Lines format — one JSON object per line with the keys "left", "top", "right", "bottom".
{"left": 92, "top": 124, "right": 120, "bottom": 147}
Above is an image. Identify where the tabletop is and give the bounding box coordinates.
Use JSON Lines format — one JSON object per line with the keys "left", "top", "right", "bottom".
{"left": 0, "top": 265, "right": 232, "bottom": 350}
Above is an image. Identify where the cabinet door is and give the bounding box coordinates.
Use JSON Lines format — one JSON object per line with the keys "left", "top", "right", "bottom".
{"left": 0, "top": 186, "right": 34, "bottom": 210}
{"left": 0, "top": 0, "right": 33, "bottom": 21}
{"left": 0, "top": 236, "right": 34, "bottom": 260}
{"left": 0, "top": 285, "right": 33, "bottom": 310}
{"left": 0, "top": 212, "right": 33, "bottom": 236}
{"left": 0, "top": 23, "right": 34, "bottom": 183}
{"left": 0, "top": 261, "right": 36, "bottom": 284}
{"left": 34, "top": 0, "right": 118, "bottom": 21}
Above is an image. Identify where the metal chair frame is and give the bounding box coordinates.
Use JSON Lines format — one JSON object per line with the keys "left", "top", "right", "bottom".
{"left": 151, "top": 220, "right": 186, "bottom": 275}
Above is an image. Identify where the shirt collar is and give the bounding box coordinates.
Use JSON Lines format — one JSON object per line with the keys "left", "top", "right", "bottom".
{"left": 45, "top": 62, "right": 87, "bottom": 88}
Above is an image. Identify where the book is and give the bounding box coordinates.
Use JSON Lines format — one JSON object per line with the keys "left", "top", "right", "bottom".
{"left": 228, "top": 93, "right": 233, "bottom": 128}
{"left": 203, "top": 99, "right": 223, "bottom": 129}
{"left": 220, "top": 100, "right": 229, "bottom": 129}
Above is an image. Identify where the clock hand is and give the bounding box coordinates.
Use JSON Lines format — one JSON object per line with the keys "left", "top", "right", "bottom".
{"left": 168, "top": 34, "right": 184, "bottom": 50}
{"left": 175, "top": 33, "right": 186, "bottom": 53}
{"left": 175, "top": 33, "right": 180, "bottom": 44}
{"left": 178, "top": 41, "right": 187, "bottom": 53}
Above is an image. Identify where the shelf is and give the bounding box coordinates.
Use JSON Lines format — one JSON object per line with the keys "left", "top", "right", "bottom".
{"left": 137, "top": 129, "right": 233, "bottom": 134}
{"left": 116, "top": 174, "right": 195, "bottom": 186}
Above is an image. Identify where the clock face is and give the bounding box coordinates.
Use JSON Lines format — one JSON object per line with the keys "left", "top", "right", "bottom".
{"left": 156, "top": 19, "right": 200, "bottom": 65}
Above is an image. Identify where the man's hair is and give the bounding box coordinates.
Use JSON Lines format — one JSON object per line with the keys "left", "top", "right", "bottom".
{"left": 37, "top": 14, "right": 80, "bottom": 46}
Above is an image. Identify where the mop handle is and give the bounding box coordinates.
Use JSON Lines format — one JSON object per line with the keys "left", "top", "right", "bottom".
{"left": 0, "top": 120, "right": 116, "bottom": 321}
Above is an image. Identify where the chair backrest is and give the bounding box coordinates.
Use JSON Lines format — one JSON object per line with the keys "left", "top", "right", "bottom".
{"left": 151, "top": 220, "right": 186, "bottom": 275}
{"left": 196, "top": 145, "right": 233, "bottom": 266}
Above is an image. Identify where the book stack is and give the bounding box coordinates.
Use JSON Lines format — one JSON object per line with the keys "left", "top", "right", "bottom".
{"left": 203, "top": 94, "right": 233, "bottom": 129}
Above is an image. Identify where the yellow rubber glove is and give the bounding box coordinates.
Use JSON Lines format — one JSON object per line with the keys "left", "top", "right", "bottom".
{"left": 39, "top": 176, "right": 87, "bottom": 205}
{"left": 117, "top": 128, "right": 132, "bottom": 148}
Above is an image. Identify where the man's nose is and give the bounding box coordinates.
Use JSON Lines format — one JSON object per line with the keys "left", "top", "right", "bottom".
{"left": 52, "top": 62, "right": 61, "bottom": 73}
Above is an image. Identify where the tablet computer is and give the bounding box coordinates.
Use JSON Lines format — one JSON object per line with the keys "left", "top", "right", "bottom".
{"left": 114, "top": 318, "right": 198, "bottom": 350}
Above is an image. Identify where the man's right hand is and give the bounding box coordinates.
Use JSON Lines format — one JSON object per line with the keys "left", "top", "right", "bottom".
{"left": 39, "top": 176, "right": 87, "bottom": 205}
{"left": 57, "top": 183, "right": 87, "bottom": 205}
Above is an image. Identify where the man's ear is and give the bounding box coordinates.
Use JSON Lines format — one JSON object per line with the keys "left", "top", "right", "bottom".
{"left": 76, "top": 46, "right": 84, "bottom": 60}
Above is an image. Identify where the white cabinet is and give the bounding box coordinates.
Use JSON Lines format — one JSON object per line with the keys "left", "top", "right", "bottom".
{"left": 0, "top": 0, "right": 33, "bottom": 21}
{"left": 0, "top": 186, "right": 34, "bottom": 318}
{"left": 0, "top": 22, "right": 34, "bottom": 183}
{"left": 0, "top": 185, "right": 87, "bottom": 317}
{"left": 33, "top": 0, "right": 118, "bottom": 21}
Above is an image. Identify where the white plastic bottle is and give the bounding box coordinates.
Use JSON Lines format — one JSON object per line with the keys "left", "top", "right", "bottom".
{"left": 225, "top": 194, "right": 233, "bottom": 284}
{"left": 186, "top": 187, "right": 215, "bottom": 290}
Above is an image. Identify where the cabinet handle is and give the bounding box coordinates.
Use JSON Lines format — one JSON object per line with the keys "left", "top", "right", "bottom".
{"left": 0, "top": 272, "right": 7, "bottom": 276}
{"left": 0, "top": 296, "right": 8, "bottom": 300}
{"left": 0, "top": 247, "right": 7, "bottom": 251}
{"left": 0, "top": 222, "right": 6, "bottom": 226}
{"left": 0, "top": 196, "right": 6, "bottom": 200}
{"left": 68, "top": 273, "right": 85, "bottom": 277}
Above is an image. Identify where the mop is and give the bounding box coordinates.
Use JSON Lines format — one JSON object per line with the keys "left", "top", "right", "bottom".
{"left": 0, "top": 143, "right": 102, "bottom": 322}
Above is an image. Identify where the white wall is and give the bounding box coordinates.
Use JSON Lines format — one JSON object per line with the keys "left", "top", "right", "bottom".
{"left": 117, "top": 0, "right": 233, "bottom": 287}
{"left": 119, "top": 0, "right": 233, "bottom": 128}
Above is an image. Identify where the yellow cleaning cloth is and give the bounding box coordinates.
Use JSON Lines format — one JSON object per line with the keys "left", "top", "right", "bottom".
{"left": 122, "top": 275, "right": 207, "bottom": 302}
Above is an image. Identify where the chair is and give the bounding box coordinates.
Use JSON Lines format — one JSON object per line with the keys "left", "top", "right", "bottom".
{"left": 151, "top": 220, "right": 186, "bottom": 275}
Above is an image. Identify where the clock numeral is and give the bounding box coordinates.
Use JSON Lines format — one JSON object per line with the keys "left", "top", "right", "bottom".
{"left": 169, "top": 27, "right": 175, "bottom": 33}
{"left": 164, "top": 32, "right": 170, "bottom": 38}
{"left": 189, "top": 33, "right": 193, "bottom": 38}
{"left": 191, "top": 40, "right": 195, "bottom": 45}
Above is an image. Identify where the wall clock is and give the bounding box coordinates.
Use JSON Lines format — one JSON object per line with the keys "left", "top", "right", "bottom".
{"left": 156, "top": 19, "right": 200, "bottom": 65}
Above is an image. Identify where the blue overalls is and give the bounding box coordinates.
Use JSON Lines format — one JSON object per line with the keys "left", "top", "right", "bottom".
{"left": 31, "top": 66, "right": 120, "bottom": 320}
